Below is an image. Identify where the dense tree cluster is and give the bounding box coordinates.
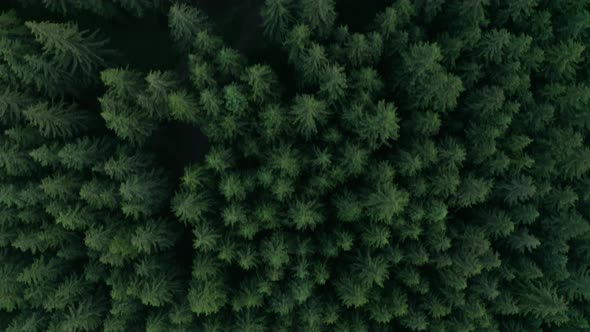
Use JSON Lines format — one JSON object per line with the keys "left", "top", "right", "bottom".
{"left": 2, "top": 0, "right": 590, "bottom": 331}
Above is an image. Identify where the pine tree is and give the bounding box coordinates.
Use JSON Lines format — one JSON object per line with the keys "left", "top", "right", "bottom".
{"left": 290, "top": 94, "right": 328, "bottom": 138}
{"left": 23, "top": 102, "right": 90, "bottom": 138}
{"left": 350, "top": 72, "right": 382, "bottom": 105}
{"left": 288, "top": 199, "right": 324, "bottom": 230}
{"left": 168, "top": 90, "right": 200, "bottom": 124}
{"left": 364, "top": 184, "right": 409, "bottom": 224}
{"left": 319, "top": 64, "right": 347, "bottom": 104}
{"left": 346, "top": 33, "right": 382, "bottom": 67}
{"left": 516, "top": 281, "right": 569, "bottom": 325}
{"left": 100, "top": 68, "right": 143, "bottom": 99}
{"left": 188, "top": 279, "right": 227, "bottom": 316}
{"left": 285, "top": 24, "right": 311, "bottom": 64}
{"left": 334, "top": 274, "right": 370, "bottom": 308}
{"left": 168, "top": 3, "right": 210, "bottom": 52}
{"left": 79, "top": 178, "right": 119, "bottom": 210}
{"left": 100, "top": 147, "right": 154, "bottom": 180}
{"left": 399, "top": 42, "right": 464, "bottom": 112}
{"left": 55, "top": 203, "right": 97, "bottom": 230}
{"left": 352, "top": 252, "right": 390, "bottom": 287}
{"left": 58, "top": 297, "right": 107, "bottom": 331}
{"left": 25, "top": 21, "right": 110, "bottom": 77}
{"left": 259, "top": 104, "right": 288, "bottom": 141}
{"left": 0, "top": 145, "right": 37, "bottom": 177}
{"left": 0, "top": 258, "right": 26, "bottom": 311}
{"left": 355, "top": 100, "right": 400, "bottom": 148}
{"left": 119, "top": 170, "right": 170, "bottom": 219}
{"left": 452, "top": 175, "right": 493, "bottom": 208}
{"left": 241, "top": 64, "right": 279, "bottom": 104}
{"left": 216, "top": 47, "right": 244, "bottom": 79}
{"left": 40, "top": 172, "right": 82, "bottom": 200}
{"left": 375, "top": 6, "right": 400, "bottom": 40}
{"left": 301, "top": 43, "right": 329, "bottom": 86}
{"left": 99, "top": 94, "right": 155, "bottom": 145}
{"left": 299, "top": 0, "right": 336, "bottom": 37}
{"left": 498, "top": 175, "right": 537, "bottom": 205}
{"left": 261, "top": 0, "right": 293, "bottom": 41}
{"left": 144, "top": 70, "right": 178, "bottom": 113}
{"left": 58, "top": 136, "right": 112, "bottom": 170}
{"left": 0, "top": 88, "right": 31, "bottom": 124}
{"left": 367, "top": 288, "right": 408, "bottom": 323}
{"left": 260, "top": 233, "right": 290, "bottom": 269}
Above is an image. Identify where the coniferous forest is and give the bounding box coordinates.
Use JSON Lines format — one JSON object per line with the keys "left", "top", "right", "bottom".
{"left": 2, "top": 0, "right": 590, "bottom": 331}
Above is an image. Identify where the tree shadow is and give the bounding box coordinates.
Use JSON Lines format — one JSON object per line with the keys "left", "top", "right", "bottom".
{"left": 149, "top": 121, "right": 209, "bottom": 182}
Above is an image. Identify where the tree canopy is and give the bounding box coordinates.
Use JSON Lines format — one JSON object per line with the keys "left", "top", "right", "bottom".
{"left": 1, "top": 0, "right": 590, "bottom": 331}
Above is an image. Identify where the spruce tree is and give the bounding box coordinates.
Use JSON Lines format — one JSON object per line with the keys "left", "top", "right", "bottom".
{"left": 25, "top": 21, "right": 110, "bottom": 78}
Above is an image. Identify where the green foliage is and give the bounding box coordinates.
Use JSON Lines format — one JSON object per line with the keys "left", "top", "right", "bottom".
{"left": 0, "top": 12, "right": 113, "bottom": 97}
{"left": 290, "top": 94, "right": 328, "bottom": 138}
{"left": 298, "top": 0, "right": 336, "bottom": 37}
{"left": 319, "top": 64, "right": 347, "bottom": 104}
{"left": 168, "top": 90, "right": 200, "bottom": 123}
{"left": 23, "top": 102, "right": 89, "bottom": 138}
{"left": 516, "top": 281, "right": 570, "bottom": 325}
{"left": 171, "top": 191, "right": 212, "bottom": 224}
{"left": 119, "top": 170, "right": 170, "bottom": 219}
{"left": 58, "top": 136, "right": 112, "bottom": 170}
{"left": 357, "top": 100, "right": 400, "bottom": 147}
{"left": 99, "top": 67, "right": 176, "bottom": 144}
{"left": 365, "top": 184, "right": 409, "bottom": 224}
{"left": 100, "top": 68, "right": 143, "bottom": 98}
{"left": 40, "top": 172, "right": 81, "bottom": 200}
{"left": 79, "top": 178, "right": 119, "bottom": 209}
{"left": 131, "top": 219, "right": 176, "bottom": 254}
{"left": 101, "top": 147, "right": 154, "bottom": 180}
{"left": 242, "top": 64, "right": 279, "bottom": 104}
{"left": 99, "top": 96, "right": 153, "bottom": 144}
{"left": 261, "top": 0, "right": 293, "bottom": 41}
{"left": 25, "top": 21, "right": 110, "bottom": 77}
{"left": 216, "top": 47, "right": 244, "bottom": 79}
{"left": 2, "top": 1, "right": 590, "bottom": 331}
{"left": 334, "top": 274, "right": 370, "bottom": 308}
{"left": 188, "top": 279, "right": 227, "bottom": 316}
{"left": 58, "top": 297, "right": 107, "bottom": 331}
{"left": 399, "top": 42, "right": 464, "bottom": 112}
{"left": 453, "top": 175, "right": 493, "bottom": 208}
{"left": 288, "top": 199, "right": 324, "bottom": 230}
{"left": 168, "top": 3, "right": 210, "bottom": 52}
{"left": 0, "top": 88, "right": 31, "bottom": 123}
{"left": 55, "top": 203, "right": 97, "bottom": 230}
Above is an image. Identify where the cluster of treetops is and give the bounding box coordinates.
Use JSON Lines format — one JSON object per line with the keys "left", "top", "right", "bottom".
{"left": 1, "top": 0, "right": 590, "bottom": 331}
